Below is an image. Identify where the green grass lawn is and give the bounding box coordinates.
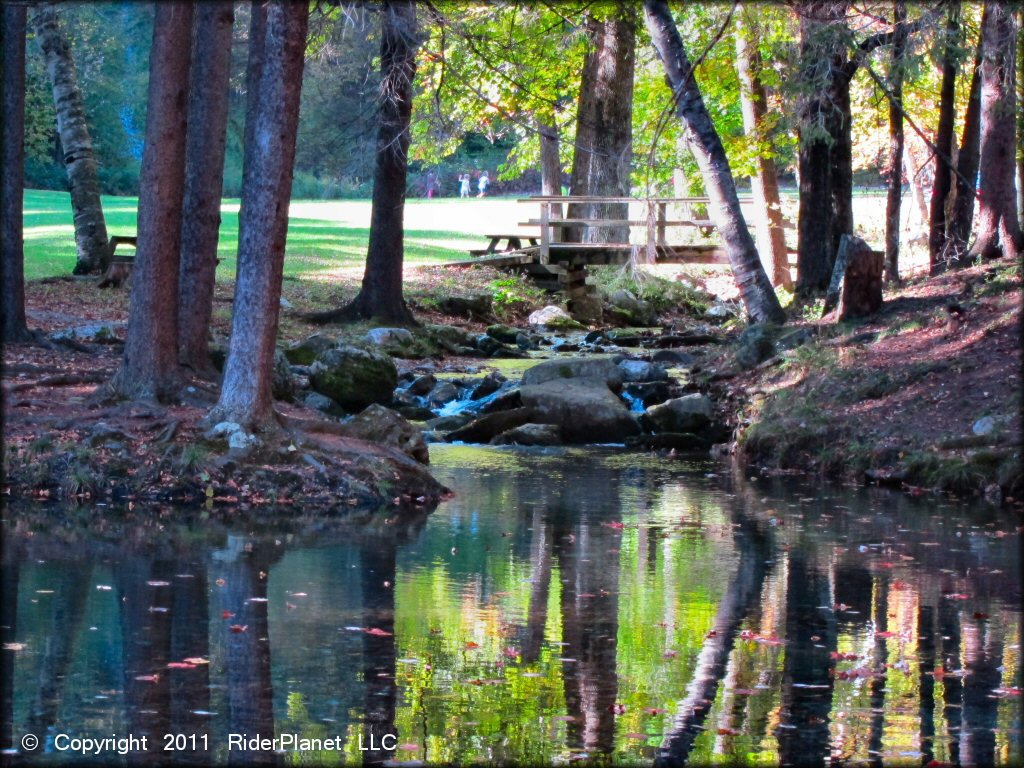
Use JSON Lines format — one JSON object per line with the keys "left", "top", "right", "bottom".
{"left": 21, "top": 189, "right": 532, "bottom": 281}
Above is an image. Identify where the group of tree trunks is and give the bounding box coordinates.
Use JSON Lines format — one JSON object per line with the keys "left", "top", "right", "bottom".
{"left": 930, "top": 1, "right": 1022, "bottom": 270}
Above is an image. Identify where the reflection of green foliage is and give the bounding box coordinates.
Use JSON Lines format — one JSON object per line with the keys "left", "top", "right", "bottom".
{"left": 282, "top": 693, "right": 342, "bottom": 766}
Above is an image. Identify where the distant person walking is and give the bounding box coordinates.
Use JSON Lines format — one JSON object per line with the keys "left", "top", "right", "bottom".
{"left": 459, "top": 173, "right": 471, "bottom": 198}
{"left": 425, "top": 171, "right": 438, "bottom": 198}
{"left": 477, "top": 171, "right": 490, "bottom": 197}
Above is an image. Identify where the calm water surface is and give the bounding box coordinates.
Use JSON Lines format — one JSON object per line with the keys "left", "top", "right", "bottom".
{"left": 2, "top": 445, "right": 1021, "bottom": 766}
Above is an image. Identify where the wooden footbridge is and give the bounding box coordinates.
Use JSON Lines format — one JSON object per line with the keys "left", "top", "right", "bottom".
{"left": 445, "top": 195, "right": 792, "bottom": 298}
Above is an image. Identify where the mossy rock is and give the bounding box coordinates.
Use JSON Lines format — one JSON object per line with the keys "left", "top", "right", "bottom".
{"left": 309, "top": 345, "right": 398, "bottom": 413}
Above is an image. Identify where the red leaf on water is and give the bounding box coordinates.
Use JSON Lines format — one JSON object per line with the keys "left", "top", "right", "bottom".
{"left": 229, "top": 624, "right": 248, "bottom": 633}
{"left": 602, "top": 521, "right": 625, "bottom": 530}
{"left": 365, "top": 627, "right": 393, "bottom": 637}
{"left": 221, "top": 610, "right": 234, "bottom": 620}
{"left": 166, "top": 662, "right": 197, "bottom": 669}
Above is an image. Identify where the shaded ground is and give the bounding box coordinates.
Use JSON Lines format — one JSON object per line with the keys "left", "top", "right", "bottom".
{"left": 722, "top": 257, "right": 1021, "bottom": 503}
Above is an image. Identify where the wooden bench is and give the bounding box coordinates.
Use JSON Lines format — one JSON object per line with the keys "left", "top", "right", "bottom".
{"left": 468, "top": 233, "right": 540, "bottom": 257}
{"left": 97, "top": 235, "right": 138, "bottom": 288}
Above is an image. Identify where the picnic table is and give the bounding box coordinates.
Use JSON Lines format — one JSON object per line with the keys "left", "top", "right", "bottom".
{"left": 468, "top": 233, "right": 540, "bottom": 257}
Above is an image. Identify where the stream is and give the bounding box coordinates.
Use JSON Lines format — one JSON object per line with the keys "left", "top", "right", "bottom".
{"left": 2, "top": 444, "right": 1021, "bottom": 765}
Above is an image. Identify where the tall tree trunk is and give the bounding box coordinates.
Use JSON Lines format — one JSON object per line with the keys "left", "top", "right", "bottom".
{"left": 644, "top": 0, "right": 786, "bottom": 325}
{"left": 109, "top": 3, "right": 194, "bottom": 402}
{"left": 884, "top": 0, "right": 908, "bottom": 284}
{"left": 208, "top": 1, "right": 308, "bottom": 430}
{"left": 2, "top": 3, "right": 33, "bottom": 342}
{"left": 1018, "top": 6, "right": 1024, "bottom": 229}
{"left": 903, "top": 143, "right": 930, "bottom": 230}
{"left": 734, "top": 4, "right": 792, "bottom": 289}
{"left": 538, "top": 116, "right": 562, "bottom": 196}
{"left": 312, "top": 1, "right": 418, "bottom": 326}
{"left": 929, "top": 1, "right": 960, "bottom": 271}
{"left": 970, "top": 0, "right": 1024, "bottom": 261}
{"left": 178, "top": 1, "right": 235, "bottom": 376}
{"left": 795, "top": 0, "right": 850, "bottom": 296}
{"left": 567, "top": 4, "right": 635, "bottom": 245}
{"left": 947, "top": 20, "right": 985, "bottom": 261}
{"left": 30, "top": 4, "right": 109, "bottom": 275}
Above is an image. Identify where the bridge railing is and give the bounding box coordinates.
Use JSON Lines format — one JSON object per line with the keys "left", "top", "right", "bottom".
{"left": 516, "top": 195, "right": 763, "bottom": 262}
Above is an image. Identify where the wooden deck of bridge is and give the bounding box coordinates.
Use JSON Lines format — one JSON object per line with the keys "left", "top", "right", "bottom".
{"left": 442, "top": 195, "right": 793, "bottom": 296}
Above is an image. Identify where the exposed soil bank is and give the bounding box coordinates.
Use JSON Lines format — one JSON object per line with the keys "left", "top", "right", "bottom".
{"left": 716, "top": 258, "right": 1021, "bottom": 505}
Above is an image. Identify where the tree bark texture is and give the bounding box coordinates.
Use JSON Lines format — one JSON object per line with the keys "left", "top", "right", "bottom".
{"left": 110, "top": 3, "right": 194, "bottom": 402}
{"left": 237, "top": 0, "right": 267, "bottom": 251}
{"left": 1018, "top": 6, "right": 1024, "bottom": 229}
{"left": 644, "top": 0, "right": 785, "bottom": 324}
{"left": 884, "top": 0, "right": 907, "bottom": 284}
{"left": 210, "top": 1, "right": 308, "bottom": 429}
{"left": 339, "top": 1, "right": 419, "bottom": 325}
{"left": 30, "top": 4, "right": 109, "bottom": 275}
{"left": 538, "top": 117, "right": 562, "bottom": 197}
{"left": 567, "top": 4, "right": 635, "bottom": 245}
{"left": 178, "top": 1, "right": 235, "bottom": 375}
{"left": 734, "top": 5, "right": 792, "bottom": 289}
{"left": 970, "top": 0, "right": 1023, "bottom": 261}
{"left": 928, "top": 1, "right": 960, "bottom": 270}
{"left": 947, "top": 21, "right": 985, "bottom": 261}
{"left": 2, "top": 4, "right": 32, "bottom": 342}
{"left": 795, "top": 0, "right": 851, "bottom": 296}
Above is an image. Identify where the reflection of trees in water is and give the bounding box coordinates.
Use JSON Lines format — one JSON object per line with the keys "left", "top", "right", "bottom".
{"left": 359, "top": 540, "right": 398, "bottom": 766}
{"left": 25, "top": 564, "right": 92, "bottom": 749}
{"left": 656, "top": 506, "right": 774, "bottom": 766}
{"left": 553, "top": 509, "right": 621, "bottom": 756}
{"left": 1, "top": 557, "right": 19, "bottom": 754}
{"left": 117, "top": 556, "right": 172, "bottom": 751}
{"left": 212, "top": 536, "right": 278, "bottom": 767}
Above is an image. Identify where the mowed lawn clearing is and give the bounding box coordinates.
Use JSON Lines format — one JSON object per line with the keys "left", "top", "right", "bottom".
{"left": 21, "top": 189, "right": 533, "bottom": 281}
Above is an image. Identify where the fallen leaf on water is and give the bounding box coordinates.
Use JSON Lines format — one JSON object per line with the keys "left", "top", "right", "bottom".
{"left": 3, "top": 643, "right": 27, "bottom": 651}
{"left": 602, "top": 521, "right": 625, "bottom": 529}
{"left": 146, "top": 581, "right": 170, "bottom": 587}
{"left": 183, "top": 657, "right": 209, "bottom": 665}
{"left": 229, "top": 624, "right": 248, "bottom": 633}
{"left": 221, "top": 611, "right": 234, "bottom": 620}
{"left": 134, "top": 674, "right": 160, "bottom": 683}
{"left": 365, "top": 628, "right": 393, "bottom": 637}
{"left": 166, "top": 662, "right": 197, "bottom": 669}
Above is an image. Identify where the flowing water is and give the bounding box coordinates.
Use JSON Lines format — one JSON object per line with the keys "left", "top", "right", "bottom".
{"left": 2, "top": 445, "right": 1021, "bottom": 766}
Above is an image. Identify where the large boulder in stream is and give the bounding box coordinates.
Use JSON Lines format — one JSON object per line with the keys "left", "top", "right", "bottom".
{"left": 519, "top": 380, "right": 640, "bottom": 443}
{"left": 309, "top": 345, "right": 398, "bottom": 413}
{"left": 641, "top": 393, "right": 713, "bottom": 434}
{"left": 521, "top": 357, "right": 623, "bottom": 390}
{"left": 340, "top": 404, "right": 429, "bottom": 465}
